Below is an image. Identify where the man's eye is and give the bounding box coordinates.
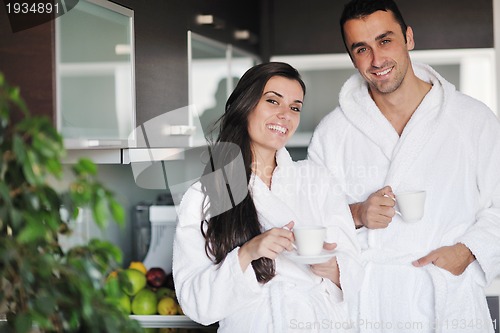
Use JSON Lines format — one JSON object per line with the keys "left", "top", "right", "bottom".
{"left": 356, "top": 47, "right": 367, "bottom": 54}
{"left": 381, "top": 39, "right": 390, "bottom": 45}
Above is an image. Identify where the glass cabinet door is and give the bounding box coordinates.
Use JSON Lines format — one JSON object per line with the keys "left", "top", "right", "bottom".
{"left": 189, "top": 32, "right": 259, "bottom": 146}
{"left": 56, "top": 0, "right": 135, "bottom": 148}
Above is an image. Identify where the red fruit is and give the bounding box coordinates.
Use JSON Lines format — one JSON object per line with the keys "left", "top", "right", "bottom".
{"left": 146, "top": 267, "right": 167, "bottom": 288}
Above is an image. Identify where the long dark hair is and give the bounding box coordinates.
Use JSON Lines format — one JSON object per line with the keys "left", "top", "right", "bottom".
{"left": 200, "top": 62, "right": 305, "bottom": 283}
{"left": 340, "top": 0, "right": 408, "bottom": 54}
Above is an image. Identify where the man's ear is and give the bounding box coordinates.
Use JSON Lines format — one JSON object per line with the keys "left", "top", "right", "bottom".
{"left": 406, "top": 26, "right": 415, "bottom": 51}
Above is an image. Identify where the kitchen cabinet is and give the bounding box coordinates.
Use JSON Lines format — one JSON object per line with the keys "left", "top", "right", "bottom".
{"left": 124, "top": 32, "right": 260, "bottom": 190}
{"left": 189, "top": 32, "right": 259, "bottom": 146}
{"left": 56, "top": 0, "right": 135, "bottom": 149}
{"left": 0, "top": 0, "right": 262, "bottom": 162}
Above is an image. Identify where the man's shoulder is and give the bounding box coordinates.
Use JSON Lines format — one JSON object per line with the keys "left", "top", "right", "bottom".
{"left": 448, "top": 91, "right": 498, "bottom": 125}
{"left": 314, "top": 106, "right": 349, "bottom": 133}
{"left": 291, "top": 159, "right": 336, "bottom": 188}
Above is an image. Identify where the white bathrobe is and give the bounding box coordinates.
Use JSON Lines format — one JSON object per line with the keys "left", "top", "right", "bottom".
{"left": 308, "top": 62, "right": 500, "bottom": 333}
{"left": 173, "top": 148, "right": 363, "bottom": 332}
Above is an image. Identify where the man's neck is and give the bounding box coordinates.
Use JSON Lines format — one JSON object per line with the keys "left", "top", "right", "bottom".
{"left": 371, "top": 76, "right": 432, "bottom": 136}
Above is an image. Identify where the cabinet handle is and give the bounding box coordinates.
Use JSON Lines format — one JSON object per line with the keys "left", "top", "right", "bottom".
{"left": 162, "top": 125, "right": 196, "bottom": 136}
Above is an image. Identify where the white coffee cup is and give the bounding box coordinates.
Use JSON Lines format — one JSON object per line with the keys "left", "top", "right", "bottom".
{"left": 293, "top": 226, "right": 326, "bottom": 256}
{"left": 395, "top": 191, "right": 426, "bottom": 222}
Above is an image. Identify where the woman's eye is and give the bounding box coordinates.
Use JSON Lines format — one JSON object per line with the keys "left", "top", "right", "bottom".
{"left": 266, "top": 99, "right": 278, "bottom": 105}
{"left": 291, "top": 107, "right": 301, "bottom": 112}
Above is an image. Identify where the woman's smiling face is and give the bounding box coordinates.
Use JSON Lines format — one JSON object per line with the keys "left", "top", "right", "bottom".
{"left": 247, "top": 75, "right": 304, "bottom": 156}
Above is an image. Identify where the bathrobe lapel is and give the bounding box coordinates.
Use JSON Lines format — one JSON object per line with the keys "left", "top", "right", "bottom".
{"left": 340, "top": 64, "right": 453, "bottom": 193}
{"left": 339, "top": 74, "right": 399, "bottom": 162}
{"left": 251, "top": 149, "right": 302, "bottom": 230}
{"left": 384, "top": 80, "right": 446, "bottom": 191}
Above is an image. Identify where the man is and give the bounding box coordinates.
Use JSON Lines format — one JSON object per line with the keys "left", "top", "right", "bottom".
{"left": 308, "top": 0, "right": 500, "bottom": 332}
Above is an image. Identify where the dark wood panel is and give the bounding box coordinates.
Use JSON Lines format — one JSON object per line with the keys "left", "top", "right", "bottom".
{"left": 115, "top": 0, "right": 190, "bottom": 126}
{"left": 271, "top": 0, "right": 494, "bottom": 55}
{"left": 397, "top": 0, "right": 493, "bottom": 50}
{"left": 0, "top": 6, "right": 55, "bottom": 122}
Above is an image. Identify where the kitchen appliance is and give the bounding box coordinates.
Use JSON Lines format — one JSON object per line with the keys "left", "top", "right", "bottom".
{"left": 132, "top": 202, "right": 152, "bottom": 262}
{"left": 143, "top": 205, "right": 178, "bottom": 274}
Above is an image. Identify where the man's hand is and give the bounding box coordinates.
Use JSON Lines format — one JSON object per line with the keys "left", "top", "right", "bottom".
{"left": 310, "top": 243, "right": 340, "bottom": 288}
{"left": 412, "top": 243, "right": 476, "bottom": 275}
{"left": 350, "top": 186, "right": 396, "bottom": 229}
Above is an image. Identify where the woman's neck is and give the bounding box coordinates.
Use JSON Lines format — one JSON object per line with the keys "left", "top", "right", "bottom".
{"left": 252, "top": 148, "right": 277, "bottom": 189}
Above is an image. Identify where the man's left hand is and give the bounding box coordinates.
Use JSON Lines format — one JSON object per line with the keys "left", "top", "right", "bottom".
{"left": 412, "top": 243, "right": 476, "bottom": 276}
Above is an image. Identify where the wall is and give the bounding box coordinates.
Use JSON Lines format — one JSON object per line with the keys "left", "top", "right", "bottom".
{"left": 49, "top": 164, "right": 166, "bottom": 266}
{"left": 268, "top": 0, "right": 494, "bottom": 55}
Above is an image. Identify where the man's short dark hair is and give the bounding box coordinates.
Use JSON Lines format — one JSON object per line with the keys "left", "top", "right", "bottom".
{"left": 340, "top": 0, "right": 408, "bottom": 53}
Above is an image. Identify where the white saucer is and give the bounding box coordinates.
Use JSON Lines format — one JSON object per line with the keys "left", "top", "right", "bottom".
{"left": 282, "top": 249, "right": 337, "bottom": 265}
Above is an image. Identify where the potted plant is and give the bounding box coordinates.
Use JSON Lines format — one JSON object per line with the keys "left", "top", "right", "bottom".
{"left": 0, "top": 72, "right": 144, "bottom": 333}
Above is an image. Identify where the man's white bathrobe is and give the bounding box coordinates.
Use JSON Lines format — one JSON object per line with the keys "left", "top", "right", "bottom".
{"left": 173, "top": 148, "right": 363, "bottom": 332}
{"left": 308, "top": 62, "right": 500, "bottom": 333}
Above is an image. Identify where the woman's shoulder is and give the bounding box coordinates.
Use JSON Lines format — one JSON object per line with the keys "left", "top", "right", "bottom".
{"left": 177, "top": 182, "right": 206, "bottom": 225}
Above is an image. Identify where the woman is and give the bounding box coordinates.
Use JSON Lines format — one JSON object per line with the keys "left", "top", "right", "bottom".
{"left": 173, "top": 62, "right": 362, "bottom": 332}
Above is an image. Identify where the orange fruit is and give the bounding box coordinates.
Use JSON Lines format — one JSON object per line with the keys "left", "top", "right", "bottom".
{"left": 128, "top": 261, "right": 147, "bottom": 275}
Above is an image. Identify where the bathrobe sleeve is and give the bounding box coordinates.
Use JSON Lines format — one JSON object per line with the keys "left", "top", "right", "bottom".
{"left": 457, "top": 108, "right": 500, "bottom": 285}
{"left": 308, "top": 109, "right": 340, "bottom": 170}
{"left": 172, "top": 185, "right": 262, "bottom": 326}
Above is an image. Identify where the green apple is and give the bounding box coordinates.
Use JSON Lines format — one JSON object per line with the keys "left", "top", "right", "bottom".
{"left": 155, "top": 287, "right": 175, "bottom": 300}
{"left": 157, "top": 296, "right": 177, "bottom": 315}
{"left": 122, "top": 268, "right": 147, "bottom": 296}
{"left": 117, "top": 292, "right": 131, "bottom": 314}
{"left": 131, "top": 288, "right": 157, "bottom": 315}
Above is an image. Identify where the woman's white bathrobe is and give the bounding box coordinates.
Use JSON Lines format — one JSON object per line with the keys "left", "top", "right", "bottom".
{"left": 308, "top": 62, "right": 500, "bottom": 333}
{"left": 173, "top": 148, "right": 363, "bottom": 332}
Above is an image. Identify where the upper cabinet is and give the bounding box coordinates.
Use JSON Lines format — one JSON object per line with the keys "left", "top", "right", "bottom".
{"left": 56, "top": 0, "right": 135, "bottom": 149}
{"left": 189, "top": 32, "right": 259, "bottom": 147}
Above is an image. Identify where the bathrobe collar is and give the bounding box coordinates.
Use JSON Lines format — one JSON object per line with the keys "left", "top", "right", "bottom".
{"left": 249, "top": 148, "right": 301, "bottom": 229}
{"left": 339, "top": 62, "right": 457, "bottom": 191}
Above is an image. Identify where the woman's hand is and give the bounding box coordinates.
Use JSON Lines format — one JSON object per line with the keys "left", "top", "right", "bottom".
{"left": 238, "top": 221, "right": 295, "bottom": 272}
{"left": 310, "top": 242, "right": 341, "bottom": 288}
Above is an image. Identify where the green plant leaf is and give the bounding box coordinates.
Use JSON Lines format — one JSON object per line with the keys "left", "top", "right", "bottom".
{"left": 12, "top": 134, "right": 27, "bottom": 163}
{"left": 0, "top": 181, "right": 10, "bottom": 204}
{"left": 14, "top": 313, "right": 32, "bottom": 333}
{"left": 0, "top": 73, "right": 145, "bottom": 333}
{"left": 73, "top": 158, "right": 98, "bottom": 176}
{"left": 16, "top": 214, "right": 46, "bottom": 244}
{"left": 109, "top": 198, "right": 125, "bottom": 225}
{"left": 92, "top": 189, "right": 108, "bottom": 229}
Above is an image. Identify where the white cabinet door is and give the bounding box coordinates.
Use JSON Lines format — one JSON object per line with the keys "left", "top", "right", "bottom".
{"left": 56, "top": 0, "right": 135, "bottom": 149}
